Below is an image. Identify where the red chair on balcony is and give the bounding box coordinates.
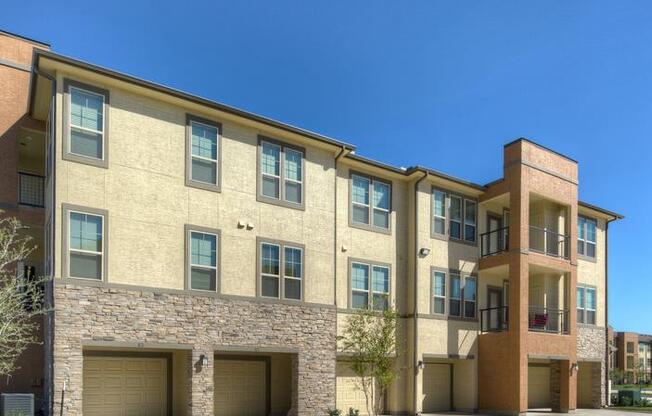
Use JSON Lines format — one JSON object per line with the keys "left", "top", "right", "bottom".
{"left": 529, "top": 313, "right": 548, "bottom": 331}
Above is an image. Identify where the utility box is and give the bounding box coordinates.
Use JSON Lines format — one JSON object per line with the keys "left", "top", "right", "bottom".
{"left": 1, "top": 393, "right": 34, "bottom": 416}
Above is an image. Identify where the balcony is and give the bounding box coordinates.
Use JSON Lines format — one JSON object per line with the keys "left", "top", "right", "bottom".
{"left": 529, "top": 226, "right": 569, "bottom": 259}
{"left": 480, "top": 306, "right": 509, "bottom": 333}
{"left": 18, "top": 172, "right": 45, "bottom": 207}
{"left": 480, "top": 227, "right": 509, "bottom": 257}
{"left": 528, "top": 306, "right": 569, "bottom": 334}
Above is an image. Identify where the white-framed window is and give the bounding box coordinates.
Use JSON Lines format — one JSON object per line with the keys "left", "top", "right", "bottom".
{"left": 190, "top": 119, "right": 219, "bottom": 186}
{"left": 68, "top": 211, "right": 104, "bottom": 280}
{"left": 447, "top": 274, "right": 476, "bottom": 318}
{"left": 351, "top": 261, "right": 390, "bottom": 310}
{"left": 259, "top": 139, "right": 304, "bottom": 206}
{"left": 577, "top": 286, "right": 596, "bottom": 325}
{"left": 578, "top": 216, "right": 597, "bottom": 258}
{"left": 351, "top": 174, "right": 391, "bottom": 231}
{"left": 432, "top": 270, "right": 446, "bottom": 314}
{"left": 464, "top": 200, "right": 477, "bottom": 242}
{"left": 432, "top": 190, "right": 446, "bottom": 236}
{"left": 449, "top": 195, "right": 462, "bottom": 239}
{"left": 69, "top": 86, "right": 105, "bottom": 160}
{"left": 259, "top": 241, "right": 303, "bottom": 300}
{"left": 189, "top": 230, "right": 218, "bottom": 291}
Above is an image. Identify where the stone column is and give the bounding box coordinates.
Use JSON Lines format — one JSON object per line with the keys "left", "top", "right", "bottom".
{"left": 52, "top": 336, "right": 84, "bottom": 415}
{"left": 187, "top": 347, "right": 214, "bottom": 416}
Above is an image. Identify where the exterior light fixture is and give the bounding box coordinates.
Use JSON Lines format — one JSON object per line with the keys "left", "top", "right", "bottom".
{"left": 571, "top": 362, "right": 578, "bottom": 374}
{"left": 200, "top": 354, "right": 208, "bottom": 366}
{"left": 418, "top": 360, "right": 425, "bottom": 370}
{"left": 419, "top": 248, "right": 431, "bottom": 256}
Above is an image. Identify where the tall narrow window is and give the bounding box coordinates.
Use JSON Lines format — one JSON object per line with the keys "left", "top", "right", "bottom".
{"left": 577, "top": 286, "right": 586, "bottom": 323}
{"left": 258, "top": 138, "right": 304, "bottom": 208}
{"left": 351, "top": 262, "right": 370, "bottom": 309}
{"left": 372, "top": 266, "right": 390, "bottom": 311}
{"left": 259, "top": 240, "right": 303, "bottom": 300}
{"left": 351, "top": 173, "right": 391, "bottom": 232}
{"left": 449, "top": 196, "right": 462, "bottom": 239}
{"left": 449, "top": 275, "right": 461, "bottom": 316}
{"left": 69, "top": 87, "right": 105, "bottom": 160}
{"left": 189, "top": 231, "right": 218, "bottom": 291}
{"left": 68, "top": 211, "right": 104, "bottom": 280}
{"left": 463, "top": 276, "right": 477, "bottom": 318}
{"left": 578, "top": 216, "right": 597, "bottom": 258}
{"left": 188, "top": 117, "right": 220, "bottom": 189}
{"left": 464, "top": 200, "right": 477, "bottom": 242}
{"left": 585, "top": 287, "right": 596, "bottom": 325}
{"left": 432, "top": 190, "right": 446, "bottom": 236}
{"left": 433, "top": 271, "right": 446, "bottom": 314}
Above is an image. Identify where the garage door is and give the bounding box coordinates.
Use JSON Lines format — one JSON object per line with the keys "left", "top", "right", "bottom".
{"left": 214, "top": 359, "right": 267, "bottom": 416}
{"left": 337, "top": 361, "right": 372, "bottom": 415}
{"left": 83, "top": 356, "right": 167, "bottom": 416}
{"left": 528, "top": 365, "right": 551, "bottom": 409}
{"left": 577, "top": 362, "right": 593, "bottom": 408}
{"left": 422, "top": 363, "right": 451, "bottom": 412}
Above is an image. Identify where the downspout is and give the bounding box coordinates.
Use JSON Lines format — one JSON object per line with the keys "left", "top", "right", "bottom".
{"left": 413, "top": 170, "right": 428, "bottom": 416}
{"left": 32, "top": 63, "right": 57, "bottom": 415}
{"left": 333, "top": 145, "right": 348, "bottom": 404}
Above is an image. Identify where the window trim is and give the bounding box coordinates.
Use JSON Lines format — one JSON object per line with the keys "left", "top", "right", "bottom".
{"left": 577, "top": 215, "right": 598, "bottom": 262}
{"left": 256, "top": 237, "right": 305, "bottom": 301}
{"left": 184, "top": 224, "right": 221, "bottom": 293}
{"left": 62, "top": 79, "right": 110, "bottom": 169}
{"left": 185, "top": 114, "right": 222, "bottom": 192}
{"left": 348, "top": 257, "right": 392, "bottom": 310}
{"left": 430, "top": 186, "right": 478, "bottom": 246}
{"left": 576, "top": 284, "right": 597, "bottom": 325}
{"left": 348, "top": 171, "right": 392, "bottom": 235}
{"left": 256, "top": 136, "right": 306, "bottom": 210}
{"left": 429, "top": 267, "right": 478, "bottom": 321}
{"left": 61, "top": 204, "right": 108, "bottom": 281}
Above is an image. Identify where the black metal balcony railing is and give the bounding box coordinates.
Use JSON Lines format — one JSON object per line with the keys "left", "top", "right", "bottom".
{"left": 480, "top": 306, "right": 509, "bottom": 333}
{"left": 18, "top": 172, "right": 45, "bottom": 207}
{"left": 528, "top": 306, "right": 569, "bottom": 334}
{"left": 529, "top": 226, "right": 569, "bottom": 259}
{"left": 480, "top": 227, "right": 509, "bottom": 257}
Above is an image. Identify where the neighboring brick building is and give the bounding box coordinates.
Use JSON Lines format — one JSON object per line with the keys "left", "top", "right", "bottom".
{"left": 610, "top": 330, "right": 652, "bottom": 384}
{"left": 0, "top": 29, "right": 623, "bottom": 415}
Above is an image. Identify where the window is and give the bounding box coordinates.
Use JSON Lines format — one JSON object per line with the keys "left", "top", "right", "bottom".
{"left": 259, "top": 240, "right": 303, "bottom": 300}
{"left": 431, "top": 188, "right": 477, "bottom": 243}
{"left": 577, "top": 286, "right": 596, "bottom": 325}
{"left": 351, "top": 173, "right": 391, "bottom": 231}
{"left": 445, "top": 273, "right": 476, "bottom": 318}
{"left": 350, "top": 261, "right": 390, "bottom": 310}
{"left": 186, "top": 115, "right": 221, "bottom": 190}
{"left": 188, "top": 228, "right": 218, "bottom": 291}
{"left": 578, "top": 216, "right": 597, "bottom": 258}
{"left": 627, "top": 356, "right": 634, "bottom": 369}
{"left": 449, "top": 275, "right": 461, "bottom": 316}
{"left": 67, "top": 209, "right": 104, "bottom": 280}
{"left": 432, "top": 271, "right": 446, "bottom": 314}
{"left": 464, "top": 276, "right": 477, "bottom": 318}
{"left": 259, "top": 138, "right": 304, "bottom": 207}
{"left": 64, "top": 80, "right": 109, "bottom": 167}
{"left": 628, "top": 342, "right": 635, "bottom": 354}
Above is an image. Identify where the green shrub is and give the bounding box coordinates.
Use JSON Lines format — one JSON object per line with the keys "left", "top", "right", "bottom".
{"left": 347, "top": 408, "right": 360, "bottom": 416}
{"left": 327, "top": 409, "right": 342, "bottom": 416}
{"left": 621, "top": 396, "right": 633, "bottom": 407}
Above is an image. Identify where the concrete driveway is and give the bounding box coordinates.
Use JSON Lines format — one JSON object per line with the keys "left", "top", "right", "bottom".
{"left": 422, "top": 410, "right": 650, "bottom": 415}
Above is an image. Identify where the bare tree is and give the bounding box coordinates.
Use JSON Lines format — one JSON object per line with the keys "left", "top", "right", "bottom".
{"left": 0, "top": 212, "right": 50, "bottom": 376}
{"left": 338, "top": 303, "right": 398, "bottom": 416}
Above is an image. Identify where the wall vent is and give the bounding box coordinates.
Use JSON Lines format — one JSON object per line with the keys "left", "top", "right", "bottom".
{"left": 1, "top": 393, "right": 34, "bottom": 416}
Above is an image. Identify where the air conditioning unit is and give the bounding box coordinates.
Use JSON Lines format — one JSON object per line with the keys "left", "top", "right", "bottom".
{"left": 1, "top": 393, "right": 34, "bottom": 416}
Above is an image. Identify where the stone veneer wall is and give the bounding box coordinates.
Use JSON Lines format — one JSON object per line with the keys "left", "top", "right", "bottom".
{"left": 577, "top": 326, "right": 607, "bottom": 408}
{"left": 51, "top": 282, "right": 336, "bottom": 416}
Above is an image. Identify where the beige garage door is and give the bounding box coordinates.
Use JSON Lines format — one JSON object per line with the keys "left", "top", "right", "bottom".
{"left": 422, "top": 363, "right": 451, "bottom": 412}
{"left": 214, "top": 359, "right": 267, "bottom": 416}
{"left": 528, "top": 365, "right": 551, "bottom": 409}
{"left": 83, "top": 356, "right": 167, "bottom": 416}
{"left": 337, "top": 361, "right": 372, "bottom": 415}
{"left": 577, "top": 362, "right": 593, "bottom": 408}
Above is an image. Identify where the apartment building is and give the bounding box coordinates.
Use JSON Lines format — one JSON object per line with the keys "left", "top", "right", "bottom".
{"left": 610, "top": 331, "right": 652, "bottom": 384}
{"left": 0, "top": 30, "right": 622, "bottom": 416}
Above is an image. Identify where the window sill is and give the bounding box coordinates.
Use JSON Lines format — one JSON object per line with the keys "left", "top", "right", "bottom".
{"left": 63, "top": 152, "right": 108, "bottom": 169}
{"left": 256, "top": 194, "right": 305, "bottom": 211}
{"left": 185, "top": 178, "right": 221, "bottom": 193}
{"left": 577, "top": 254, "right": 598, "bottom": 263}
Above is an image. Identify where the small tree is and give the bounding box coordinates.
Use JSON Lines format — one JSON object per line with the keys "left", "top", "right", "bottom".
{"left": 633, "top": 362, "right": 649, "bottom": 391}
{"left": 339, "top": 303, "right": 398, "bottom": 416}
{"left": 609, "top": 368, "right": 625, "bottom": 386}
{"left": 0, "top": 213, "right": 50, "bottom": 376}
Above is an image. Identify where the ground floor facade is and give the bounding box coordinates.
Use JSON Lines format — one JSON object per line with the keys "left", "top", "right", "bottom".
{"left": 40, "top": 282, "right": 608, "bottom": 416}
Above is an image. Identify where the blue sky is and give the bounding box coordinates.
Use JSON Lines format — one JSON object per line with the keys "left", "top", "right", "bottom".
{"left": 3, "top": 1, "right": 650, "bottom": 332}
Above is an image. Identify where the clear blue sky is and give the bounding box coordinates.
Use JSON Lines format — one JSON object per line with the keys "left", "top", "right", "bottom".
{"left": 3, "top": 1, "right": 650, "bottom": 333}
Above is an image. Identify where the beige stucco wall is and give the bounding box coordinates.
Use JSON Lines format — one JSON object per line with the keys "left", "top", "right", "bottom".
{"left": 52, "top": 70, "right": 337, "bottom": 305}
{"left": 577, "top": 216, "right": 607, "bottom": 327}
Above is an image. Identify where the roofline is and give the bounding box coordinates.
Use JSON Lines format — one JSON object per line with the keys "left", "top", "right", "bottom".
{"left": 33, "top": 49, "right": 355, "bottom": 151}
{"left": 578, "top": 201, "right": 624, "bottom": 220}
{"left": 345, "top": 153, "right": 408, "bottom": 175}
{"left": 409, "top": 166, "right": 486, "bottom": 191}
{"left": 0, "top": 29, "right": 50, "bottom": 48}
{"left": 505, "top": 137, "right": 578, "bottom": 164}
